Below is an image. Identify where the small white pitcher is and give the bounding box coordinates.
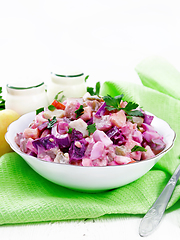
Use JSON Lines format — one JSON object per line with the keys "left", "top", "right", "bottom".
{"left": 6, "top": 82, "right": 49, "bottom": 115}
{"left": 47, "top": 71, "right": 87, "bottom": 104}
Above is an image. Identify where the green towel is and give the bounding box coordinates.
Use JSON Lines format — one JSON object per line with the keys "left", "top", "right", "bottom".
{"left": 0, "top": 56, "right": 180, "bottom": 225}
{"left": 135, "top": 56, "right": 180, "bottom": 100}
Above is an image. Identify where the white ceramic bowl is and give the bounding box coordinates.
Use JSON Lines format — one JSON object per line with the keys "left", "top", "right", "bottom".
{"left": 6, "top": 111, "right": 176, "bottom": 192}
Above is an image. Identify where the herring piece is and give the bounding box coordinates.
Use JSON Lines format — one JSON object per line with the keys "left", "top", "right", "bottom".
{"left": 69, "top": 118, "right": 89, "bottom": 137}
{"left": 44, "top": 109, "right": 65, "bottom": 119}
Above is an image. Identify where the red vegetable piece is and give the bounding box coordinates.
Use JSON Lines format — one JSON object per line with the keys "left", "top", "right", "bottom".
{"left": 51, "top": 100, "right": 66, "bottom": 110}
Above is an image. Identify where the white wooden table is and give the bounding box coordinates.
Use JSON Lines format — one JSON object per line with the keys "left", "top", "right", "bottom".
{"left": 1, "top": 210, "right": 180, "bottom": 240}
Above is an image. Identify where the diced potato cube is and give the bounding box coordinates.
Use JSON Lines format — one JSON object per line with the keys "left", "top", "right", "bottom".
{"left": 110, "top": 110, "right": 126, "bottom": 127}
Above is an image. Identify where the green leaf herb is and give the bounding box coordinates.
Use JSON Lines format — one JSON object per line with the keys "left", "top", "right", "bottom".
{"left": 126, "top": 110, "right": 143, "bottom": 117}
{"left": 67, "top": 128, "right": 73, "bottom": 134}
{"left": 54, "top": 91, "right": 65, "bottom": 102}
{"left": 95, "top": 81, "right": 101, "bottom": 96}
{"left": 85, "top": 75, "right": 89, "bottom": 82}
{"left": 87, "top": 81, "right": 101, "bottom": 96}
{"left": 131, "top": 145, "right": 147, "bottom": 153}
{"left": 48, "top": 105, "right": 56, "bottom": 111}
{"left": 103, "top": 94, "right": 124, "bottom": 111}
{"left": 87, "top": 87, "right": 95, "bottom": 96}
{"left": 124, "top": 102, "right": 139, "bottom": 112}
{"left": 36, "top": 107, "right": 44, "bottom": 115}
{"left": 0, "top": 87, "right": 5, "bottom": 110}
{"left": 124, "top": 102, "right": 143, "bottom": 117}
{"left": 103, "top": 94, "right": 143, "bottom": 117}
{"left": 86, "top": 123, "right": 96, "bottom": 136}
{"left": 75, "top": 105, "right": 84, "bottom": 118}
{"left": 47, "top": 116, "right": 57, "bottom": 129}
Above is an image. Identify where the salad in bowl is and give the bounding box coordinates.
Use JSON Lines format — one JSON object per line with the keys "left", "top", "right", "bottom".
{"left": 14, "top": 92, "right": 166, "bottom": 166}
{"left": 6, "top": 92, "right": 175, "bottom": 191}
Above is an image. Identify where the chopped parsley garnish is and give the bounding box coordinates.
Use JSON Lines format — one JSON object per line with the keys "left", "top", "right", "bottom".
{"left": 126, "top": 116, "right": 133, "bottom": 120}
{"left": 103, "top": 94, "right": 124, "bottom": 111}
{"left": 103, "top": 94, "right": 143, "bottom": 117}
{"left": 54, "top": 91, "right": 65, "bottom": 102}
{"left": 0, "top": 87, "right": 5, "bottom": 110}
{"left": 85, "top": 75, "right": 89, "bottom": 82}
{"left": 75, "top": 105, "right": 84, "bottom": 118}
{"left": 48, "top": 105, "right": 56, "bottom": 111}
{"left": 87, "top": 87, "right": 94, "bottom": 96}
{"left": 131, "top": 145, "right": 147, "bottom": 153}
{"left": 126, "top": 109, "right": 143, "bottom": 117}
{"left": 124, "top": 102, "right": 139, "bottom": 111}
{"left": 87, "top": 81, "right": 101, "bottom": 96}
{"left": 87, "top": 123, "right": 96, "bottom": 136}
{"left": 36, "top": 107, "right": 44, "bottom": 115}
{"left": 67, "top": 128, "right": 73, "bottom": 134}
{"left": 47, "top": 116, "right": 57, "bottom": 129}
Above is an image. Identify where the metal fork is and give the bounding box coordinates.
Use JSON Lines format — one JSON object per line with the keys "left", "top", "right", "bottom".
{"left": 139, "top": 164, "right": 180, "bottom": 237}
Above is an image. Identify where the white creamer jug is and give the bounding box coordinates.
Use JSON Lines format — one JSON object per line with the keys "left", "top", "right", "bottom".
{"left": 6, "top": 82, "right": 48, "bottom": 115}
{"left": 47, "top": 71, "right": 86, "bottom": 104}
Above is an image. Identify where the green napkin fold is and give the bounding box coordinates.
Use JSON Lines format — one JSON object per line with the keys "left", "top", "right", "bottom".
{"left": 0, "top": 56, "right": 180, "bottom": 225}
{"left": 135, "top": 55, "right": 180, "bottom": 100}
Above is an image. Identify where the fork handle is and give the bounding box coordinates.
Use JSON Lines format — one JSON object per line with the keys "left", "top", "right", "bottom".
{"left": 139, "top": 164, "right": 180, "bottom": 237}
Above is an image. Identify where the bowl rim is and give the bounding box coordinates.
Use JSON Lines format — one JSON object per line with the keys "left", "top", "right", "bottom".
{"left": 5, "top": 110, "right": 176, "bottom": 169}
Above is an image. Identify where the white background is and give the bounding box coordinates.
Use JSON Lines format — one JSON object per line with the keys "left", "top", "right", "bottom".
{"left": 1, "top": 0, "right": 180, "bottom": 87}
{"left": 1, "top": 0, "right": 180, "bottom": 239}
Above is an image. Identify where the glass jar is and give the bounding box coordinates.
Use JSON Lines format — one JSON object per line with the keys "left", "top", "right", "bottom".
{"left": 6, "top": 82, "right": 49, "bottom": 115}
{"left": 47, "top": 71, "right": 86, "bottom": 104}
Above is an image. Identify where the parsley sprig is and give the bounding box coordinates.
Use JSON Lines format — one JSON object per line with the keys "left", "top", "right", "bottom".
{"left": 48, "top": 105, "right": 56, "bottom": 111}
{"left": 36, "top": 107, "right": 44, "bottom": 115}
{"left": 0, "top": 87, "right": 5, "bottom": 110}
{"left": 75, "top": 105, "right": 84, "bottom": 118}
{"left": 131, "top": 145, "right": 147, "bottom": 153}
{"left": 103, "top": 94, "right": 143, "bottom": 117}
{"left": 54, "top": 91, "right": 65, "bottom": 102}
{"left": 47, "top": 116, "right": 57, "bottom": 129}
{"left": 85, "top": 75, "right": 89, "bottom": 82}
{"left": 87, "top": 123, "right": 96, "bottom": 136}
{"left": 87, "top": 81, "right": 101, "bottom": 96}
{"left": 67, "top": 128, "right": 73, "bottom": 134}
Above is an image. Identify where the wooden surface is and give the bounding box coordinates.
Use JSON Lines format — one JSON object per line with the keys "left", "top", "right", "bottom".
{"left": 1, "top": 210, "right": 180, "bottom": 240}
